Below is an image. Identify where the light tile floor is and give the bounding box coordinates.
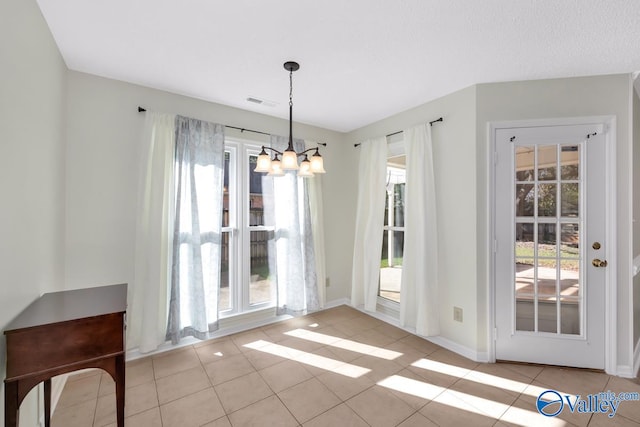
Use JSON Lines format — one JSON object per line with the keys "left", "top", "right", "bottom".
{"left": 51, "top": 305, "right": 640, "bottom": 426}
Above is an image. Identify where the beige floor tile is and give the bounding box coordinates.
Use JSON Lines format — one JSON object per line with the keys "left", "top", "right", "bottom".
{"left": 94, "top": 380, "right": 159, "bottom": 425}
{"left": 124, "top": 379, "right": 159, "bottom": 417}
{"left": 420, "top": 390, "right": 499, "bottom": 427}
{"left": 126, "top": 357, "right": 155, "bottom": 388}
{"left": 497, "top": 395, "right": 579, "bottom": 427}
{"left": 228, "top": 395, "right": 298, "bottom": 427}
{"left": 214, "top": 371, "right": 274, "bottom": 413}
{"left": 396, "top": 412, "right": 438, "bottom": 427}
{"left": 261, "top": 322, "right": 303, "bottom": 342}
{"left": 277, "top": 336, "right": 326, "bottom": 353}
{"left": 588, "top": 413, "right": 640, "bottom": 426}
{"left": 535, "top": 366, "right": 610, "bottom": 396}
{"left": 303, "top": 403, "right": 369, "bottom": 427}
{"left": 309, "top": 325, "right": 353, "bottom": 341}
{"left": 602, "top": 376, "right": 640, "bottom": 423}
{"left": 94, "top": 393, "right": 117, "bottom": 426}
{"left": 201, "top": 415, "right": 232, "bottom": 427}
{"left": 204, "top": 353, "right": 256, "bottom": 385}
{"left": 312, "top": 307, "right": 360, "bottom": 326}
{"left": 397, "top": 334, "right": 441, "bottom": 355}
{"left": 243, "top": 344, "right": 293, "bottom": 370}
{"left": 290, "top": 345, "right": 348, "bottom": 376}
{"left": 465, "top": 362, "right": 535, "bottom": 396}
{"left": 104, "top": 407, "right": 163, "bottom": 427}
{"left": 160, "top": 387, "right": 225, "bottom": 427}
{"left": 258, "top": 359, "right": 313, "bottom": 393}
{"left": 316, "top": 370, "right": 375, "bottom": 401}
{"left": 446, "top": 379, "right": 517, "bottom": 419}
{"left": 156, "top": 364, "right": 211, "bottom": 404}
{"left": 278, "top": 377, "right": 341, "bottom": 424}
{"left": 332, "top": 318, "right": 376, "bottom": 337}
{"left": 195, "top": 338, "right": 242, "bottom": 364}
{"left": 98, "top": 372, "right": 116, "bottom": 397}
{"left": 373, "top": 340, "right": 427, "bottom": 368}
{"left": 152, "top": 346, "right": 201, "bottom": 379}
{"left": 512, "top": 386, "right": 589, "bottom": 427}
{"left": 51, "top": 399, "right": 97, "bottom": 427}
{"left": 321, "top": 342, "right": 365, "bottom": 363}
{"left": 350, "top": 328, "right": 398, "bottom": 348}
{"left": 377, "top": 368, "right": 445, "bottom": 410}
{"left": 494, "top": 361, "right": 545, "bottom": 380}
{"left": 351, "top": 353, "right": 404, "bottom": 382}
{"left": 56, "top": 374, "right": 101, "bottom": 409}
{"left": 428, "top": 347, "right": 480, "bottom": 370}
{"left": 373, "top": 322, "right": 410, "bottom": 341}
{"left": 231, "top": 328, "right": 272, "bottom": 350}
{"left": 345, "top": 385, "right": 414, "bottom": 427}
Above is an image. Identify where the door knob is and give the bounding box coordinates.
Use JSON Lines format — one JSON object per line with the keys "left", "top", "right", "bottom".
{"left": 592, "top": 258, "right": 608, "bottom": 268}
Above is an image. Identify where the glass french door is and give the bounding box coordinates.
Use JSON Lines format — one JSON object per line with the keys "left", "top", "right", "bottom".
{"left": 494, "top": 123, "right": 607, "bottom": 369}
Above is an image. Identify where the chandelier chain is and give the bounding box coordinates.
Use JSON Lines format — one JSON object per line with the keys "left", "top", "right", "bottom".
{"left": 289, "top": 70, "right": 293, "bottom": 108}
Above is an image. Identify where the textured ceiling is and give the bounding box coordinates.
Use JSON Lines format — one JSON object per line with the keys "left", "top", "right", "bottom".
{"left": 36, "top": 0, "right": 640, "bottom": 132}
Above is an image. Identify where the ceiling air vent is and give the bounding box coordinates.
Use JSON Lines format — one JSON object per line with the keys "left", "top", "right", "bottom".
{"left": 246, "top": 96, "right": 277, "bottom": 108}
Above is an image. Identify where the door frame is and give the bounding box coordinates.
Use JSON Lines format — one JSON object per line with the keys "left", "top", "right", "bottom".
{"left": 487, "top": 115, "right": 617, "bottom": 374}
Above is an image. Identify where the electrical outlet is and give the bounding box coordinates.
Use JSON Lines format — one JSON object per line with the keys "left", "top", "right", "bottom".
{"left": 453, "top": 306, "right": 463, "bottom": 322}
{"left": 326, "top": 277, "right": 330, "bottom": 287}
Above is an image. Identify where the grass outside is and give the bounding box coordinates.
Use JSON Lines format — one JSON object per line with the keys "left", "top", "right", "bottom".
{"left": 516, "top": 242, "right": 579, "bottom": 270}
{"left": 380, "top": 258, "right": 403, "bottom": 268}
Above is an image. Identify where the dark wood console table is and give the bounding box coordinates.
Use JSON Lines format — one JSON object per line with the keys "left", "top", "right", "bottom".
{"left": 4, "top": 284, "right": 127, "bottom": 427}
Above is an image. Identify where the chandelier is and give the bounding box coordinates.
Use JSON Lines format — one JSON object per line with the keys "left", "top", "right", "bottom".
{"left": 254, "top": 61, "right": 326, "bottom": 177}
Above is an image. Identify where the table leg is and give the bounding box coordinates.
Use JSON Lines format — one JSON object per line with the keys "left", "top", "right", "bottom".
{"left": 5, "top": 380, "right": 19, "bottom": 427}
{"left": 115, "top": 354, "right": 126, "bottom": 427}
{"left": 44, "top": 378, "right": 51, "bottom": 427}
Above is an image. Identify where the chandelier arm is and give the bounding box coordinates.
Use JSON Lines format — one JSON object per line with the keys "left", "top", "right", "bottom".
{"left": 260, "top": 146, "right": 284, "bottom": 155}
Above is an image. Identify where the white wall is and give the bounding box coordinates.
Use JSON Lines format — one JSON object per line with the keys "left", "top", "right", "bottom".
{"left": 0, "top": 0, "right": 67, "bottom": 424}
{"left": 347, "top": 86, "right": 479, "bottom": 351}
{"left": 64, "top": 71, "right": 353, "bottom": 303}
{"left": 476, "top": 74, "right": 634, "bottom": 370}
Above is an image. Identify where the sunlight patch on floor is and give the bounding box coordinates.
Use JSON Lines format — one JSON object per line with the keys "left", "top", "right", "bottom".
{"left": 378, "top": 373, "right": 554, "bottom": 426}
{"left": 411, "top": 358, "right": 573, "bottom": 400}
{"left": 284, "top": 328, "right": 403, "bottom": 360}
{"left": 243, "top": 339, "right": 371, "bottom": 378}
{"left": 377, "top": 374, "right": 445, "bottom": 400}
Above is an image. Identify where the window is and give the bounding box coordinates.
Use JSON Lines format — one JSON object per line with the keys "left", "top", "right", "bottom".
{"left": 379, "top": 150, "right": 406, "bottom": 303}
{"left": 221, "top": 139, "right": 276, "bottom": 315}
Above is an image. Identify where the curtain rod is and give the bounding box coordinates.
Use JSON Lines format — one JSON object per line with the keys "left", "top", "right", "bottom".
{"left": 138, "top": 106, "right": 314, "bottom": 140}
{"left": 353, "top": 117, "right": 443, "bottom": 147}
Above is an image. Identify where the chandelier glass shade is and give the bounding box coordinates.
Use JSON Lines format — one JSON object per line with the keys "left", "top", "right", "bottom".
{"left": 254, "top": 61, "right": 326, "bottom": 178}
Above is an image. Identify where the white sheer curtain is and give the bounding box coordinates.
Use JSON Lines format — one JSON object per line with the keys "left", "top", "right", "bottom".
{"left": 166, "top": 116, "right": 225, "bottom": 344}
{"left": 351, "top": 137, "right": 387, "bottom": 312}
{"left": 400, "top": 124, "right": 439, "bottom": 336}
{"left": 129, "top": 112, "right": 175, "bottom": 353}
{"left": 264, "top": 136, "right": 320, "bottom": 315}
{"left": 307, "top": 149, "right": 327, "bottom": 308}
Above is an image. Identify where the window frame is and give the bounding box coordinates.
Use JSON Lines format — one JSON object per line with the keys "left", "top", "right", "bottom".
{"left": 221, "top": 138, "right": 276, "bottom": 318}
{"left": 377, "top": 140, "right": 405, "bottom": 307}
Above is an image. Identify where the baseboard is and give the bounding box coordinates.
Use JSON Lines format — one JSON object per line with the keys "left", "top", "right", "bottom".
{"left": 324, "top": 297, "right": 350, "bottom": 308}
{"left": 633, "top": 338, "right": 640, "bottom": 378}
{"left": 616, "top": 364, "right": 635, "bottom": 378}
{"left": 427, "top": 335, "right": 491, "bottom": 363}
